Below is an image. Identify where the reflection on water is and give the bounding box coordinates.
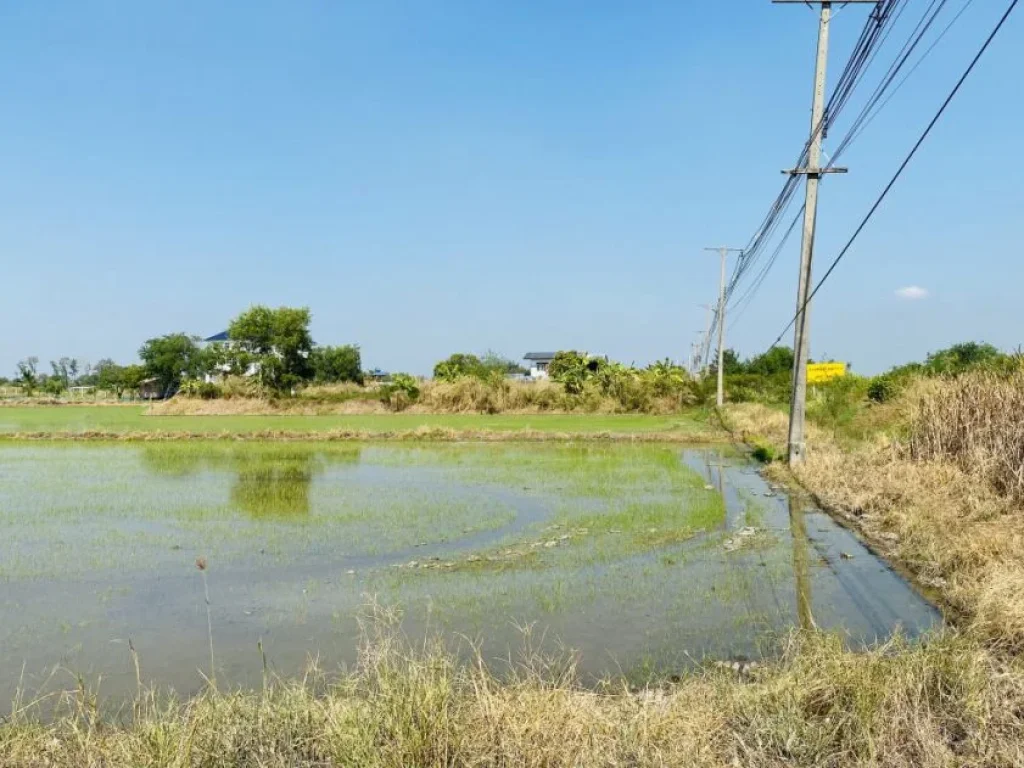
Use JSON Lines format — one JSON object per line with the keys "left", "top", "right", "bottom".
{"left": 789, "top": 494, "right": 816, "bottom": 631}
{"left": 141, "top": 445, "right": 362, "bottom": 518}
{"left": 232, "top": 463, "right": 314, "bottom": 517}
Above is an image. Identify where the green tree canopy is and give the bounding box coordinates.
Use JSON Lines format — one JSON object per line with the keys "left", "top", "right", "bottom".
{"left": 434, "top": 352, "right": 526, "bottom": 382}
{"left": 95, "top": 359, "right": 125, "bottom": 395}
{"left": 745, "top": 346, "right": 794, "bottom": 377}
{"left": 122, "top": 364, "right": 149, "bottom": 393}
{"left": 139, "top": 333, "right": 204, "bottom": 394}
{"left": 228, "top": 306, "right": 315, "bottom": 390}
{"left": 311, "top": 345, "right": 363, "bottom": 384}
{"left": 49, "top": 357, "right": 79, "bottom": 391}
{"left": 924, "top": 342, "right": 1004, "bottom": 374}
{"left": 708, "top": 348, "right": 743, "bottom": 376}
{"left": 548, "top": 351, "right": 605, "bottom": 395}
{"left": 433, "top": 353, "right": 487, "bottom": 382}
{"left": 16, "top": 357, "right": 39, "bottom": 395}
{"left": 480, "top": 351, "right": 527, "bottom": 376}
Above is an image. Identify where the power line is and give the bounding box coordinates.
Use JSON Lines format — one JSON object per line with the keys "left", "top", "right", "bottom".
{"left": 708, "top": 0, "right": 906, "bottom": 356}
{"left": 727, "top": 207, "right": 804, "bottom": 331}
{"left": 837, "top": 0, "right": 978, "bottom": 156}
{"left": 720, "top": 0, "right": 981, "bottom": 344}
{"left": 765, "top": 0, "right": 1019, "bottom": 351}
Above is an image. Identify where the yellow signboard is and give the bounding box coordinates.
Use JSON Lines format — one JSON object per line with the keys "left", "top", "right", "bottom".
{"left": 807, "top": 362, "right": 847, "bottom": 384}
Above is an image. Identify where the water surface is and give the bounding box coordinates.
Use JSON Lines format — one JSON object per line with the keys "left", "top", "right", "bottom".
{"left": 0, "top": 442, "right": 939, "bottom": 703}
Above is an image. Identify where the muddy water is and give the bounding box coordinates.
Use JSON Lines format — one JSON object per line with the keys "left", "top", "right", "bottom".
{"left": 0, "top": 443, "right": 939, "bottom": 705}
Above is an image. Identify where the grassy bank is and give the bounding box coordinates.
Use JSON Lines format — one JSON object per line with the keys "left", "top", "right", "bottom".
{"left": 4, "top": 624, "right": 1022, "bottom": 767}
{"left": 0, "top": 406, "right": 720, "bottom": 441}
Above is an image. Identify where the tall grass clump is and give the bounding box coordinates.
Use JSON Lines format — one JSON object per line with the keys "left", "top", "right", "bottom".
{"left": 907, "top": 370, "right": 1024, "bottom": 501}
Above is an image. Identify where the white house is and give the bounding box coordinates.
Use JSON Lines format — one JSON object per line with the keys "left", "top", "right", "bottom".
{"left": 523, "top": 352, "right": 557, "bottom": 380}
{"left": 201, "top": 331, "right": 260, "bottom": 382}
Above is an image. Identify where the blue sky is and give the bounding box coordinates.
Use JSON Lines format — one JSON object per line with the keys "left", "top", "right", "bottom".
{"left": 0, "top": 1, "right": 1020, "bottom": 376}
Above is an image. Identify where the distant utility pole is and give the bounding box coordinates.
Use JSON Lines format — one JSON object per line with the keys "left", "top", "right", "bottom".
{"left": 704, "top": 247, "right": 743, "bottom": 407}
{"left": 774, "top": 0, "right": 876, "bottom": 465}
{"left": 698, "top": 304, "right": 713, "bottom": 375}
{"left": 693, "top": 332, "right": 706, "bottom": 376}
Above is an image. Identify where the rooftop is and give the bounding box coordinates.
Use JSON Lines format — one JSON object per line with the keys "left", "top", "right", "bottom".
{"left": 524, "top": 352, "right": 557, "bottom": 361}
{"left": 204, "top": 331, "right": 229, "bottom": 342}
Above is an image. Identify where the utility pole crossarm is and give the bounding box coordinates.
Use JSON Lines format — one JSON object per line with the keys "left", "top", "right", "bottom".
{"left": 782, "top": 167, "right": 848, "bottom": 175}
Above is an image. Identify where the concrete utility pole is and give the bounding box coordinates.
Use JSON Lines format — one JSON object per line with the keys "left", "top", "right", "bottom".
{"left": 774, "top": 0, "right": 875, "bottom": 464}
{"left": 704, "top": 248, "right": 744, "bottom": 408}
{"left": 698, "top": 304, "right": 713, "bottom": 375}
{"left": 693, "top": 331, "right": 706, "bottom": 376}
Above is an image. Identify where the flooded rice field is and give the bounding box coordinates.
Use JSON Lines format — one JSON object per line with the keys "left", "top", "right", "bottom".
{"left": 0, "top": 442, "right": 939, "bottom": 703}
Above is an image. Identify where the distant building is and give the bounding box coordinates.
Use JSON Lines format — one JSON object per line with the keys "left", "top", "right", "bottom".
{"left": 523, "top": 352, "right": 557, "bottom": 380}
{"left": 138, "top": 377, "right": 163, "bottom": 400}
{"left": 202, "top": 330, "right": 260, "bottom": 381}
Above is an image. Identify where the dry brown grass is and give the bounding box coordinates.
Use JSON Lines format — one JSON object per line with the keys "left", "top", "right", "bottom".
{"left": 416, "top": 378, "right": 571, "bottom": 414}
{"left": 4, "top": 625, "right": 1024, "bottom": 768}
{"left": 720, "top": 402, "right": 792, "bottom": 447}
{"left": 156, "top": 378, "right": 693, "bottom": 417}
{"left": 906, "top": 371, "right": 1024, "bottom": 501}
{"left": 149, "top": 397, "right": 388, "bottom": 416}
{"left": 740, "top": 374, "right": 1024, "bottom": 654}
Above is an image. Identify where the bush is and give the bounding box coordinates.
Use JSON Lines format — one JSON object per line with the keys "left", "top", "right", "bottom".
{"left": 178, "top": 379, "right": 223, "bottom": 400}
{"left": 434, "top": 352, "right": 527, "bottom": 382}
{"left": 380, "top": 374, "right": 421, "bottom": 411}
{"left": 311, "top": 345, "right": 363, "bottom": 385}
{"left": 867, "top": 375, "right": 899, "bottom": 403}
{"left": 808, "top": 375, "right": 869, "bottom": 436}
{"left": 719, "top": 373, "right": 791, "bottom": 405}
{"left": 751, "top": 441, "right": 778, "bottom": 463}
{"left": 548, "top": 351, "right": 604, "bottom": 395}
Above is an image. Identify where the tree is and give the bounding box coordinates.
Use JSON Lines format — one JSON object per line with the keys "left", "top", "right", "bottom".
{"left": 433, "top": 351, "right": 525, "bottom": 382}
{"left": 228, "top": 306, "right": 314, "bottom": 390}
{"left": 95, "top": 359, "right": 122, "bottom": 393}
{"left": 122, "top": 364, "right": 149, "bottom": 395}
{"left": 93, "top": 359, "right": 142, "bottom": 398}
{"left": 433, "top": 353, "right": 486, "bottom": 382}
{"left": 311, "top": 345, "right": 363, "bottom": 384}
{"left": 709, "top": 349, "right": 743, "bottom": 376}
{"left": 42, "top": 375, "right": 66, "bottom": 397}
{"left": 925, "top": 342, "right": 1003, "bottom": 374}
{"left": 16, "top": 357, "right": 39, "bottom": 395}
{"left": 549, "top": 351, "right": 604, "bottom": 395}
{"left": 480, "top": 351, "right": 527, "bottom": 376}
{"left": 139, "top": 333, "right": 204, "bottom": 394}
{"left": 49, "top": 357, "right": 79, "bottom": 392}
{"left": 746, "top": 346, "right": 794, "bottom": 377}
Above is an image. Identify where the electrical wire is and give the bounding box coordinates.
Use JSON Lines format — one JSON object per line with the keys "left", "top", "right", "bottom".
{"left": 711, "top": 0, "right": 981, "bottom": 359}
{"left": 701, "top": 0, "right": 905, "bottom": 364}
{"left": 764, "top": 0, "right": 1018, "bottom": 351}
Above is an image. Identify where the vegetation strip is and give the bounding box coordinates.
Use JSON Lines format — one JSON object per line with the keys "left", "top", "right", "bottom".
{"left": 0, "top": 427, "right": 727, "bottom": 443}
